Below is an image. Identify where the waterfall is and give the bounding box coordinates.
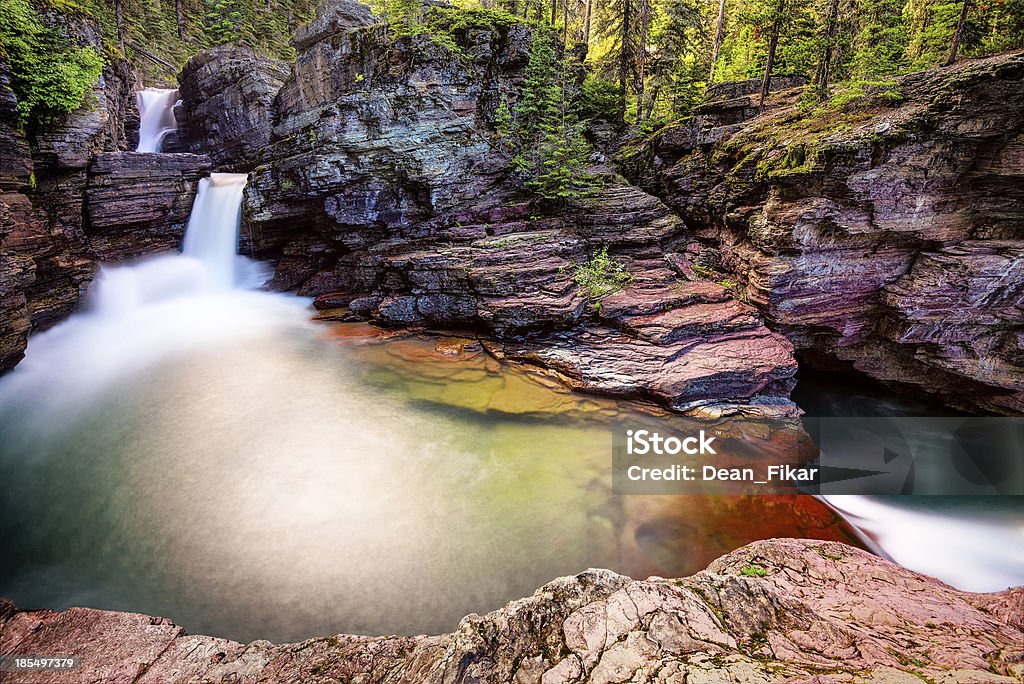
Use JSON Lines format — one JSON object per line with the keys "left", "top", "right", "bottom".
{"left": 1, "top": 169, "right": 299, "bottom": 403}
{"left": 821, "top": 495, "right": 1024, "bottom": 591}
{"left": 92, "top": 172, "right": 262, "bottom": 313}
{"left": 136, "top": 88, "right": 179, "bottom": 153}
{"left": 181, "top": 173, "right": 250, "bottom": 290}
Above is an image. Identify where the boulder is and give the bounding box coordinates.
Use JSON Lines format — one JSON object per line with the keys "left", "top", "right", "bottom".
{"left": 2, "top": 539, "right": 1020, "bottom": 683}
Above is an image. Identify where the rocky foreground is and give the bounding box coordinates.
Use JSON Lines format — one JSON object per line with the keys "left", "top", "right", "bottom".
{"left": 1, "top": 539, "right": 1022, "bottom": 683}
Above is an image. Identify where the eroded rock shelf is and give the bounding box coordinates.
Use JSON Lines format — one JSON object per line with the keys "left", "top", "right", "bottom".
{"left": 2, "top": 539, "right": 1021, "bottom": 683}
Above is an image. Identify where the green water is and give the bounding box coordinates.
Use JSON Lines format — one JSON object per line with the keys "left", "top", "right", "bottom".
{"left": 0, "top": 320, "right": 853, "bottom": 643}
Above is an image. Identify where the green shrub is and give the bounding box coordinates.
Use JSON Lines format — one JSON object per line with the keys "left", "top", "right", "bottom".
{"left": 740, "top": 564, "right": 768, "bottom": 577}
{"left": 577, "top": 75, "right": 622, "bottom": 121}
{"left": 570, "top": 246, "right": 632, "bottom": 301}
{"left": 0, "top": 0, "right": 104, "bottom": 125}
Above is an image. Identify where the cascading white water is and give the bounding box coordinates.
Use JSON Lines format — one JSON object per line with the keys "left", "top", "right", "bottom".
{"left": 822, "top": 495, "right": 1024, "bottom": 591}
{"left": 1, "top": 171, "right": 289, "bottom": 402}
{"left": 181, "top": 173, "right": 251, "bottom": 290}
{"left": 92, "top": 172, "right": 265, "bottom": 314}
{"left": 136, "top": 88, "right": 179, "bottom": 153}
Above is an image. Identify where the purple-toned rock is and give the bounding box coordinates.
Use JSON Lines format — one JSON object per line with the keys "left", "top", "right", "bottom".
{"left": 2, "top": 539, "right": 1021, "bottom": 683}
{"left": 628, "top": 51, "right": 1024, "bottom": 414}
{"left": 86, "top": 152, "right": 212, "bottom": 262}
{"left": 501, "top": 325, "right": 797, "bottom": 415}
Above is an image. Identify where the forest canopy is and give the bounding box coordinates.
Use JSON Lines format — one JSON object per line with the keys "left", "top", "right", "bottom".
{"left": 0, "top": 0, "right": 1022, "bottom": 128}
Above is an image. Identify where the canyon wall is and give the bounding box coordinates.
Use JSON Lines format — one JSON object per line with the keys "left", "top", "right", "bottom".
{"left": 623, "top": 53, "right": 1024, "bottom": 414}
{"left": 6, "top": 0, "right": 1024, "bottom": 417}
{"left": 173, "top": 0, "right": 1024, "bottom": 415}
{"left": 175, "top": 2, "right": 799, "bottom": 417}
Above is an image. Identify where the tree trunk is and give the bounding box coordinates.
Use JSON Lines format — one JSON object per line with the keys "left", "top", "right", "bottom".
{"left": 115, "top": 0, "right": 125, "bottom": 47}
{"left": 583, "top": 0, "right": 593, "bottom": 48}
{"left": 814, "top": 0, "right": 839, "bottom": 91}
{"left": 708, "top": 0, "right": 726, "bottom": 84}
{"left": 175, "top": 0, "right": 185, "bottom": 39}
{"left": 946, "top": 0, "right": 970, "bottom": 65}
{"left": 635, "top": 0, "right": 649, "bottom": 121}
{"left": 758, "top": 9, "right": 783, "bottom": 114}
{"left": 562, "top": 0, "right": 568, "bottom": 49}
{"left": 551, "top": 0, "right": 557, "bottom": 25}
{"left": 619, "top": 0, "right": 631, "bottom": 119}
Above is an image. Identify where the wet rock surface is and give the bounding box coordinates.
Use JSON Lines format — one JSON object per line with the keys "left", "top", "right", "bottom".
{"left": 2, "top": 539, "right": 1021, "bottom": 683}
{"left": 172, "top": 2, "right": 799, "bottom": 415}
{"left": 86, "top": 152, "right": 212, "bottom": 261}
{"left": 625, "top": 51, "right": 1024, "bottom": 414}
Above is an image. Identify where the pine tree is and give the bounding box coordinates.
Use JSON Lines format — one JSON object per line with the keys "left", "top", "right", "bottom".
{"left": 505, "top": 30, "right": 595, "bottom": 202}
{"left": 758, "top": 0, "right": 786, "bottom": 112}
{"left": 814, "top": 0, "right": 840, "bottom": 90}
{"left": 708, "top": 0, "right": 727, "bottom": 83}
{"left": 850, "top": 0, "right": 906, "bottom": 78}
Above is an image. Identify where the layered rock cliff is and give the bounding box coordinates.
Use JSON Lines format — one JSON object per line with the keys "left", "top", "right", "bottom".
{"left": 175, "top": 3, "right": 799, "bottom": 416}
{"left": 623, "top": 52, "right": 1024, "bottom": 414}
{"left": 2, "top": 539, "right": 1021, "bottom": 683}
{"left": 5, "top": 0, "right": 1024, "bottom": 418}
{"left": 0, "top": 15, "right": 210, "bottom": 372}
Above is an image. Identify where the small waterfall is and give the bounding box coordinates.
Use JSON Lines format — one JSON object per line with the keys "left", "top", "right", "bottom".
{"left": 91, "top": 172, "right": 266, "bottom": 313}
{"left": 821, "top": 495, "right": 1024, "bottom": 591}
{"left": 181, "top": 173, "right": 250, "bottom": 289}
{"left": 1, "top": 169, "right": 297, "bottom": 401}
{"left": 136, "top": 88, "right": 179, "bottom": 153}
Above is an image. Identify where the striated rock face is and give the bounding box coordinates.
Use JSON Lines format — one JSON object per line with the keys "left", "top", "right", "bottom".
{"left": 86, "top": 152, "right": 212, "bottom": 261}
{"left": 625, "top": 51, "right": 1024, "bottom": 414}
{"left": 10, "top": 10, "right": 144, "bottom": 333}
{"left": 0, "top": 58, "right": 39, "bottom": 371}
{"left": 175, "top": 0, "right": 798, "bottom": 415}
{"left": 177, "top": 47, "right": 291, "bottom": 168}
{"left": 2, "top": 539, "right": 1021, "bottom": 683}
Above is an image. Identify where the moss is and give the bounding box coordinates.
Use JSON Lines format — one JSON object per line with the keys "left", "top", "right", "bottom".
{"left": 739, "top": 564, "right": 768, "bottom": 577}
{"left": 691, "top": 263, "right": 715, "bottom": 279}
{"left": 0, "top": 0, "right": 104, "bottom": 126}
{"left": 686, "top": 584, "right": 728, "bottom": 625}
{"left": 813, "top": 546, "right": 844, "bottom": 561}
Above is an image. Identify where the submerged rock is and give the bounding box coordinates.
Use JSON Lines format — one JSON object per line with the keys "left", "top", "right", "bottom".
{"left": 2, "top": 539, "right": 1020, "bottom": 683}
